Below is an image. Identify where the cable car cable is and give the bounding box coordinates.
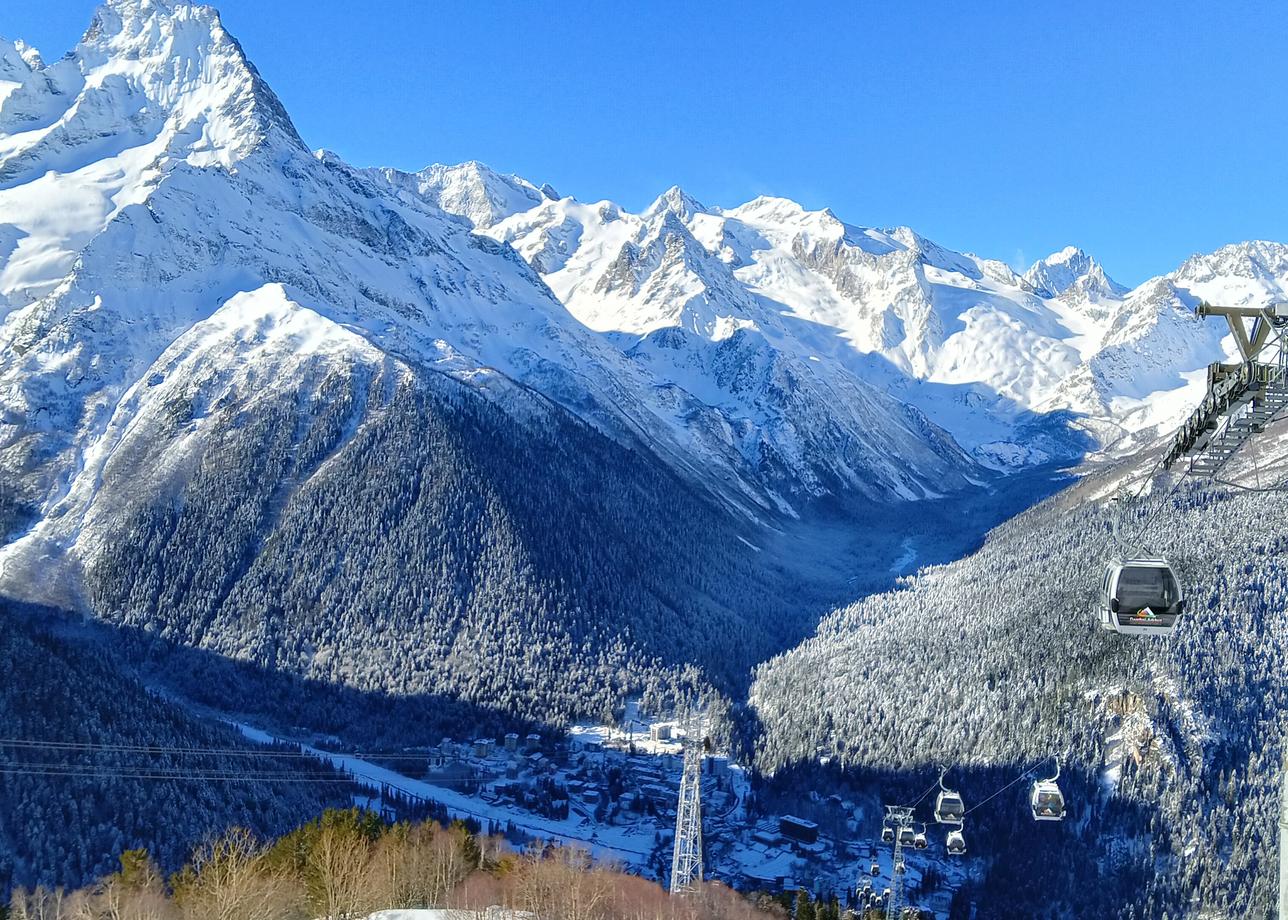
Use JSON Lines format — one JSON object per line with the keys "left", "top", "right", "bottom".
{"left": 961, "top": 758, "right": 1052, "bottom": 818}
{"left": 1212, "top": 473, "right": 1288, "bottom": 494}
{"left": 0, "top": 737, "right": 439, "bottom": 762}
{"left": 0, "top": 759, "right": 347, "bottom": 779}
{"left": 1110, "top": 470, "right": 1188, "bottom": 559}
{"left": 0, "top": 764, "right": 356, "bottom": 783}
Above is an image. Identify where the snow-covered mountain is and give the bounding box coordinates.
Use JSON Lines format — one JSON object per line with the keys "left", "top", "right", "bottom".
{"left": 1022, "top": 245, "right": 1128, "bottom": 301}
{"left": 378, "top": 165, "right": 1285, "bottom": 471}
{"left": 3, "top": 4, "right": 1288, "bottom": 915}
{"left": 0, "top": 0, "right": 1284, "bottom": 625}
{"left": 1, "top": 0, "right": 1286, "bottom": 689}
{"left": 371, "top": 160, "right": 558, "bottom": 230}
{"left": 0, "top": 0, "right": 998, "bottom": 614}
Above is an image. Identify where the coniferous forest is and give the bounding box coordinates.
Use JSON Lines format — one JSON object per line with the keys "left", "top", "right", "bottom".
{"left": 752, "top": 469, "right": 1288, "bottom": 917}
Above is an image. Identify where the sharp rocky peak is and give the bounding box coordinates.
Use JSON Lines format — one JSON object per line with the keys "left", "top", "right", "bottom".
{"left": 386, "top": 160, "right": 554, "bottom": 228}
{"left": 643, "top": 185, "right": 706, "bottom": 222}
{"left": 74, "top": 0, "right": 302, "bottom": 152}
{"left": 1172, "top": 240, "right": 1288, "bottom": 285}
{"left": 0, "top": 38, "right": 41, "bottom": 72}
{"left": 1023, "top": 246, "right": 1125, "bottom": 299}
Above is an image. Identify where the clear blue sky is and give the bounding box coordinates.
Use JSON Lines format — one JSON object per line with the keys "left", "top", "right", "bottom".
{"left": 7, "top": 1, "right": 1286, "bottom": 285}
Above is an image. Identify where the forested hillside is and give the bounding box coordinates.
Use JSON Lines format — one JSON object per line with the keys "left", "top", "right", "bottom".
{"left": 2, "top": 4, "right": 1285, "bottom": 917}
{"left": 751, "top": 460, "right": 1288, "bottom": 917}
{"left": 83, "top": 364, "right": 833, "bottom": 724}
{"left": 0, "top": 602, "right": 355, "bottom": 893}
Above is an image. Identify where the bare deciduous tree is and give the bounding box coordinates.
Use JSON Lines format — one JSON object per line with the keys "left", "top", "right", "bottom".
{"left": 174, "top": 828, "right": 305, "bottom": 920}
{"left": 307, "top": 819, "right": 373, "bottom": 920}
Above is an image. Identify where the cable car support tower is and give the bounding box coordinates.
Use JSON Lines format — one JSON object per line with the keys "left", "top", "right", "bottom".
{"left": 883, "top": 805, "right": 915, "bottom": 920}
{"left": 1141, "top": 300, "right": 1288, "bottom": 916}
{"left": 670, "top": 709, "right": 707, "bottom": 896}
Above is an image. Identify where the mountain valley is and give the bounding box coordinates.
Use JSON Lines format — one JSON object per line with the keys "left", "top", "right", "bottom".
{"left": 1, "top": 2, "right": 1287, "bottom": 918}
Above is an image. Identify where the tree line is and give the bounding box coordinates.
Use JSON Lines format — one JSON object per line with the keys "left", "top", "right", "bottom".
{"left": 7, "top": 808, "right": 785, "bottom": 920}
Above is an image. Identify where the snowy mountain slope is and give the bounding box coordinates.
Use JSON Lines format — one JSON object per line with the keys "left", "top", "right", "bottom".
{"left": 18, "top": 284, "right": 399, "bottom": 594}
{"left": 371, "top": 160, "right": 557, "bottom": 230}
{"left": 0, "top": 0, "right": 996, "bottom": 740}
{"left": 1, "top": 3, "right": 1286, "bottom": 915}
{"left": 0, "top": 0, "right": 989, "bottom": 611}
{"left": 0, "top": 0, "right": 1281, "bottom": 651}
{"left": 365, "top": 173, "right": 985, "bottom": 505}
{"left": 393, "top": 172, "right": 1285, "bottom": 468}
{"left": 1022, "top": 244, "right": 1128, "bottom": 301}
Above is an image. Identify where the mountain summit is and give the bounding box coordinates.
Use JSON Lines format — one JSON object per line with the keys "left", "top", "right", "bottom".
{"left": 1, "top": 6, "right": 1286, "bottom": 916}
{"left": 373, "top": 160, "right": 557, "bottom": 229}
{"left": 0, "top": 0, "right": 989, "bottom": 631}
{"left": 1, "top": 0, "right": 298, "bottom": 185}
{"left": 1023, "top": 246, "right": 1128, "bottom": 300}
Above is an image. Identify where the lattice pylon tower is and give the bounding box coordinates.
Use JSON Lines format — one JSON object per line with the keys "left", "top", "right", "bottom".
{"left": 670, "top": 710, "right": 705, "bottom": 896}
{"left": 884, "top": 805, "right": 915, "bottom": 920}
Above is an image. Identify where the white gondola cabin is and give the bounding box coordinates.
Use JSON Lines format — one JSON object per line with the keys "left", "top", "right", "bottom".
{"left": 1099, "top": 557, "right": 1184, "bottom": 636}
{"left": 945, "top": 829, "right": 966, "bottom": 855}
{"left": 914, "top": 825, "right": 928, "bottom": 849}
{"left": 934, "top": 789, "right": 965, "bottom": 825}
{"left": 898, "top": 826, "right": 916, "bottom": 847}
{"left": 1030, "top": 779, "right": 1066, "bottom": 821}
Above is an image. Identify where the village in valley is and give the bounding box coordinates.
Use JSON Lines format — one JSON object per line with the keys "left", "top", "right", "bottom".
{"left": 260, "top": 702, "right": 963, "bottom": 915}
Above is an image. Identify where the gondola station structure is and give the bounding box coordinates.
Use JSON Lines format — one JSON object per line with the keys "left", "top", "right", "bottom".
{"left": 1095, "top": 300, "right": 1288, "bottom": 643}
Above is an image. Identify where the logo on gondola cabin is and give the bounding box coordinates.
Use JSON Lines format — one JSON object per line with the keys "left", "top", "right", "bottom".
{"left": 1138, "top": 606, "right": 1156, "bottom": 619}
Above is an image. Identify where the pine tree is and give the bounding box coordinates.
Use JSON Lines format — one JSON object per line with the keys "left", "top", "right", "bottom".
{"left": 795, "top": 888, "right": 816, "bottom": 920}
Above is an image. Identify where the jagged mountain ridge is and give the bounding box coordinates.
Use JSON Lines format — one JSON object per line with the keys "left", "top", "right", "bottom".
{"left": 0, "top": 0, "right": 978, "bottom": 725}
{"left": 0, "top": 0, "right": 1284, "bottom": 695}
{"left": 1022, "top": 244, "right": 1128, "bottom": 300}
{"left": 1, "top": 3, "right": 1287, "bottom": 916}
{"left": 395, "top": 163, "right": 1288, "bottom": 468}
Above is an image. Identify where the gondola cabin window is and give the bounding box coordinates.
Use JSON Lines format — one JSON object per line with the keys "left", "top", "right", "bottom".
{"left": 1117, "top": 565, "right": 1180, "bottom": 611}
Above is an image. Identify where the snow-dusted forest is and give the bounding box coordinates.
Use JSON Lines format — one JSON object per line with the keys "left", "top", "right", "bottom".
{"left": 752, "top": 463, "right": 1288, "bottom": 917}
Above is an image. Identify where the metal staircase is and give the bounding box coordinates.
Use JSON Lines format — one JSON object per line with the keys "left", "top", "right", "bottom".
{"left": 1186, "top": 367, "right": 1288, "bottom": 478}
{"left": 1163, "top": 302, "right": 1288, "bottom": 477}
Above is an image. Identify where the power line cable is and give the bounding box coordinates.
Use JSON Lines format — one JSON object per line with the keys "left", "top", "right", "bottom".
{"left": 0, "top": 737, "right": 440, "bottom": 762}
{"left": 0, "top": 759, "right": 347, "bottom": 779}
{"left": 0, "top": 764, "right": 358, "bottom": 784}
